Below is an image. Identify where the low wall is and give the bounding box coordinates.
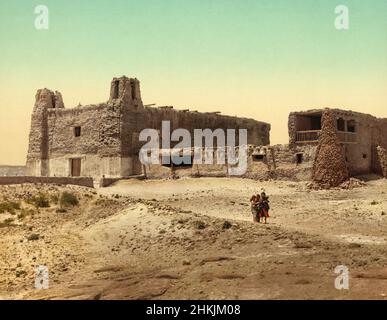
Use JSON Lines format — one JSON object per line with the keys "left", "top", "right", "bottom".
{"left": 99, "top": 175, "right": 146, "bottom": 187}
{"left": 0, "top": 176, "right": 94, "bottom": 188}
{"left": 0, "top": 166, "right": 26, "bottom": 176}
{"left": 142, "top": 144, "right": 316, "bottom": 181}
{"left": 99, "top": 177, "right": 122, "bottom": 188}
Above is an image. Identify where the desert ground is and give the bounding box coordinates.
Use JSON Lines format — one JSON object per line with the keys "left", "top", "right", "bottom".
{"left": 0, "top": 176, "right": 386, "bottom": 300}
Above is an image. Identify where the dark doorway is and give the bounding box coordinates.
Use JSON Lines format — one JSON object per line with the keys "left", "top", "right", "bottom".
{"left": 296, "top": 153, "right": 303, "bottom": 164}
{"left": 162, "top": 155, "right": 193, "bottom": 168}
{"left": 310, "top": 115, "right": 322, "bottom": 130}
{"left": 295, "top": 114, "right": 322, "bottom": 131}
{"left": 252, "top": 154, "right": 265, "bottom": 161}
{"left": 71, "top": 158, "right": 81, "bottom": 177}
{"left": 347, "top": 120, "right": 356, "bottom": 132}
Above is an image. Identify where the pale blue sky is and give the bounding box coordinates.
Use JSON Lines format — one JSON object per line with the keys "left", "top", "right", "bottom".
{"left": 0, "top": 0, "right": 386, "bottom": 164}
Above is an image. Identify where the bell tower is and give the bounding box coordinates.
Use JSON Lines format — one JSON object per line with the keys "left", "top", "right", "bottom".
{"left": 109, "top": 76, "right": 143, "bottom": 110}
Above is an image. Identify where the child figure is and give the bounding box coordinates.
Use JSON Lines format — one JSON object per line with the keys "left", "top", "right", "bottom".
{"left": 250, "top": 194, "right": 260, "bottom": 223}
{"left": 259, "top": 191, "right": 270, "bottom": 224}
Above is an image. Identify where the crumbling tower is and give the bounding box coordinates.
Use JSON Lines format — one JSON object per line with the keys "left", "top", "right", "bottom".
{"left": 26, "top": 89, "right": 64, "bottom": 176}
{"left": 108, "top": 76, "right": 145, "bottom": 176}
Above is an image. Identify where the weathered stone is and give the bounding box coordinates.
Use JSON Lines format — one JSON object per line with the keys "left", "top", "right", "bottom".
{"left": 312, "top": 109, "right": 349, "bottom": 187}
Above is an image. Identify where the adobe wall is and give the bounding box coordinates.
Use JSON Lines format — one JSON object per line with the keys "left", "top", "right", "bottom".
{"left": 141, "top": 107, "right": 270, "bottom": 146}
{"left": 26, "top": 77, "right": 271, "bottom": 179}
{"left": 0, "top": 176, "right": 94, "bottom": 188}
{"left": 144, "top": 149, "right": 229, "bottom": 179}
{"left": 270, "top": 144, "right": 316, "bottom": 181}
{"left": 122, "top": 106, "right": 270, "bottom": 174}
{"left": 143, "top": 144, "right": 315, "bottom": 181}
{"left": 45, "top": 103, "right": 125, "bottom": 178}
{"left": 26, "top": 80, "right": 138, "bottom": 178}
{"left": 337, "top": 110, "right": 386, "bottom": 175}
{"left": 289, "top": 109, "right": 387, "bottom": 176}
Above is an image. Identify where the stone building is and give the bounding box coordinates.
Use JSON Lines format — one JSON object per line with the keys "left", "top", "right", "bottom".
{"left": 26, "top": 76, "right": 270, "bottom": 180}
{"left": 25, "top": 76, "right": 387, "bottom": 184}
{"left": 288, "top": 108, "right": 387, "bottom": 176}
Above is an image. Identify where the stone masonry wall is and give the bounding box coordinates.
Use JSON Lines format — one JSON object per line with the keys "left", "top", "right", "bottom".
{"left": 312, "top": 109, "right": 349, "bottom": 187}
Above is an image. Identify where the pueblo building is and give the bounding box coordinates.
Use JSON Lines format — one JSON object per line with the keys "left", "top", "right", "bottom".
{"left": 26, "top": 76, "right": 270, "bottom": 180}
{"left": 25, "top": 76, "right": 387, "bottom": 184}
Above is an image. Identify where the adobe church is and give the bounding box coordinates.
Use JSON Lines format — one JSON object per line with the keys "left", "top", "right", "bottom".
{"left": 26, "top": 76, "right": 270, "bottom": 180}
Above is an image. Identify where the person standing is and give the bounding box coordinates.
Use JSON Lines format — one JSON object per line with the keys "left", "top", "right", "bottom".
{"left": 250, "top": 194, "right": 260, "bottom": 223}
{"left": 259, "top": 191, "right": 270, "bottom": 224}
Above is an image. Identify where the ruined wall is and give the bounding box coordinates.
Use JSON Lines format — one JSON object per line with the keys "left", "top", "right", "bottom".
{"left": 143, "top": 144, "right": 315, "bottom": 181}
{"left": 124, "top": 106, "right": 270, "bottom": 160}
{"left": 269, "top": 144, "right": 316, "bottom": 181}
{"left": 144, "top": 149, "right": 229, "bottom": 179}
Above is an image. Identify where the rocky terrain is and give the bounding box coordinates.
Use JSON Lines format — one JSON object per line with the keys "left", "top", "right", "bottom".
{"left": 0, "top": 177, "right": 386, "bottom": 300}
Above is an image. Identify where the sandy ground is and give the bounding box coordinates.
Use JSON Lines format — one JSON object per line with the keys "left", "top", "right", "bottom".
{"left": 0, "top": 177, "right": 386, "bottom": 300}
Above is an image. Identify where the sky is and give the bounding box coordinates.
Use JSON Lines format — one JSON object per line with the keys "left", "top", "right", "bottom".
{"left": 0, "top": 0, "right": 386, "bottom": 165}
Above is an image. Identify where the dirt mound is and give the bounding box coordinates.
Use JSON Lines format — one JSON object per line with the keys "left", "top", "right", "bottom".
{"left": 312, "top": 109, "right": 349, "bottom": 188}
{"left": 339, "top": 177, "right": 367, "bottom": 189}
